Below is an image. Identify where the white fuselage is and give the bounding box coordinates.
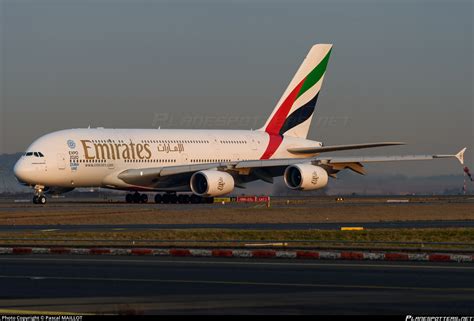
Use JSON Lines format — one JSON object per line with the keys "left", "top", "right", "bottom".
{"left": 14, "top": 128, "right": 321, "bottom": 191}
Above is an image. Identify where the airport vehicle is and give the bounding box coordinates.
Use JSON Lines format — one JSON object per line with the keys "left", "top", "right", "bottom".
{"left": 13, "top": 44, "right": 466, "bottom": 204}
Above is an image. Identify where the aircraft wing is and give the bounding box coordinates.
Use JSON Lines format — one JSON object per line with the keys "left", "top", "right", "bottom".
{"left": 116, "top": 148, "right": 466, "bottom": 188}
{"left": 233, "top": 148, "right": 466, "bottom": 176}
{"left": 237, "top": 148, "right": 466, "bottom": 170}
{"left": 287, "top": 142, "right": 405, "bottom": 154}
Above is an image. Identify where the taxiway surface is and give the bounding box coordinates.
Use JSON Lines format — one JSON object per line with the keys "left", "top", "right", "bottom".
{"left": 1, "top": 220, "right": 474, "bottom": 232}
{"left": 0, "top": 255, "right": 473, "bottom": 314}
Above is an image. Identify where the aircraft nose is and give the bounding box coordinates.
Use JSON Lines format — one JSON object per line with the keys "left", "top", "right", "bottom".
{"left": 13, "top": 159, "right": 29, "bottom": 183}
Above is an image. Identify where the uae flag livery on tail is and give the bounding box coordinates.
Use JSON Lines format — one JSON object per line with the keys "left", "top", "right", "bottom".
{"left": 259, "top": 44, "right": 332, "bottom": 159}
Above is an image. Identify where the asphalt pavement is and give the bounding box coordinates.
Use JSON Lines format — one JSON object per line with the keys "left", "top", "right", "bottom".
{"left": 1, "top": 220, "right": 474, "bottom": 232}
{"left": 0, "top": 255, "right": 473, "bottom": 314}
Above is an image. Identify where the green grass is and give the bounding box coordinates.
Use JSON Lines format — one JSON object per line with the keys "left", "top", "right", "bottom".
{"left": 0, "top": 228, "right": 473, "bottom": 251}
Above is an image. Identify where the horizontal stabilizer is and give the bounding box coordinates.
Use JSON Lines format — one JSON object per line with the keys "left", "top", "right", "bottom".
{"left": 434, "top": 147, "right": 467, "bottom": 165}
{"left": 287, "top": 142, "right": 405, "bottom": 154}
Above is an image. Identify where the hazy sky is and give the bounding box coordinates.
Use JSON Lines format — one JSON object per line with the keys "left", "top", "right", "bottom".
{"left": 0, "top": 0, "right": 472, "bottom": 176}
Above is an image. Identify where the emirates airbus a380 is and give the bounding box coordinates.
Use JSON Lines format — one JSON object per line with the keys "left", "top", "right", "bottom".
{"left": 14, "top": 44, "right": 466, "bottom": 204}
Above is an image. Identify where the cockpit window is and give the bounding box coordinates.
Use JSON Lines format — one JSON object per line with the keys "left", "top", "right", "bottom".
{"left": 24, "top": 152, "right": 44, "bottom": 157}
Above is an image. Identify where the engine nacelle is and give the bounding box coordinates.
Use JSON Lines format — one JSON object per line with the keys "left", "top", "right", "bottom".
{"left": 190, "top": 170, "right": 235, "bottom": 197}
{"left": 284, "top": 164, "right": 328, "bottom": 191}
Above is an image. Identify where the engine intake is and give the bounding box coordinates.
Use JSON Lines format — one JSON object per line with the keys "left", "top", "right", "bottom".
{"left": 284, "top": 164, "right": 328, "bottom": 190}
{"left": 190, "top": 170, "right": 235, "bottom": 197}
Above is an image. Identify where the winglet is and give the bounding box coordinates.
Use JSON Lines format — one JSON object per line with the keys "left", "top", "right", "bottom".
{"left": 455, "top": 147, "right": 467, "bottom": 165}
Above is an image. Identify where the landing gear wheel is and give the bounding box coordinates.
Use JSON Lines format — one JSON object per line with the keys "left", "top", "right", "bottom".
{"left": 125, "top": 194, "right": 133, "bottom": 203}
{"left": 183, "top": 194, "right": 190, "bottom": 204}
{"left": 177, "top": 194, "right": 190, "bottom": 204}
{"left": 32, "top": 185, "right": 47, "bottom": 205}
{"left": 140, "top": 194, "right": 148, "bottom": 203}
{"left": 190, "top": 194, "right": 202, "bottom": 204}
{"left": 169, "top": 194, "right": 178, "bottom": 204}
{"left": 154, "top": 194, "right": 162, "bottom": 204}
{"left": 132, "top": 192, "right": 141, "bottom": 204}
{"left": 162, "top": 193, "right": 170, "bottom": 204}
{"left": 177, "top": 194, "right": 189, "bottom": 204}
{"left": 37, "top": 195, "right": 46, "bottom": 205}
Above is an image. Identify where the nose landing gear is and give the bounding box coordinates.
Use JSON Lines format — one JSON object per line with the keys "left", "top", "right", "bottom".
{"left": 33, "top": 195, "right": 47, "bottom": 204}
{"left": 32, "top": 185, "right": 46, "bottom": 204}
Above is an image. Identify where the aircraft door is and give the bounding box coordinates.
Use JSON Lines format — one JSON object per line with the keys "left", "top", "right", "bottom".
{"left": 181, "top": 153, "right": 189, "bottom": 164}
{"left": 57, "top": 153, "right": 66, "bottom": 170}
{"left": 211, "top": 135, "right": 220, "bottom": 150}
{"left": 248, "top": 136, "right": 257, "bottom": 150}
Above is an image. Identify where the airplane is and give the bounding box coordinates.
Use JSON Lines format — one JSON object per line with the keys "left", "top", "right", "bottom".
{"left": 13, "top": 44, "right": 467, "bottom": 205}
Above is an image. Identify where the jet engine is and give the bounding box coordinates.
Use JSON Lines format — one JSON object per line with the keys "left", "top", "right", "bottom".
{"left": 284, "top": 164, "right": 328, "bottom": 190}
{"left": 190, "top": 170, "right": 235, "bottom": 197}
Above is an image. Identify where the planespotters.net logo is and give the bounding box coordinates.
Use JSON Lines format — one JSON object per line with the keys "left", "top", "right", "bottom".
{"left": 406, "top": 316, "right": 474, "bottom": 321}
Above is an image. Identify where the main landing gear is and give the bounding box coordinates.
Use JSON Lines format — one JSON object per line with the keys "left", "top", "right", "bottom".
{"left": 125, "top": 192, "right": 148, "bottom": 204}
{"left": 32, "top": 185, "right": 46, "bottom": 205}
{"left": 154, "top": 193, "right": 214, "bottom": 204}
{"left": 125, "top": 192, "right": 214, "bottom": 204}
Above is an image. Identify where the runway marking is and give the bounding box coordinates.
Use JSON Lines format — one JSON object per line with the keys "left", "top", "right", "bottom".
{"left": 0, "top": 308, "right": 89, "bottom": 315}
{"left": 40, "top": 229, "right": 59, "bottom": 232}
{"left": 0, "top": 274, "right": 473, "bottom": 292}
{"left": 0, "top": 256, "right": 473, "bottom": 271}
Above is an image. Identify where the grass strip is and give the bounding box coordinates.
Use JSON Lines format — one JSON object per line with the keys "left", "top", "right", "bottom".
{"left": 0, "top": 228, "right": 473, "bottom": 251}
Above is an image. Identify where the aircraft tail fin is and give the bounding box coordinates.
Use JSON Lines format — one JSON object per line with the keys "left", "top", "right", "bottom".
{"left": 259, "top": 44, "right": 332, "bottom": 139}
